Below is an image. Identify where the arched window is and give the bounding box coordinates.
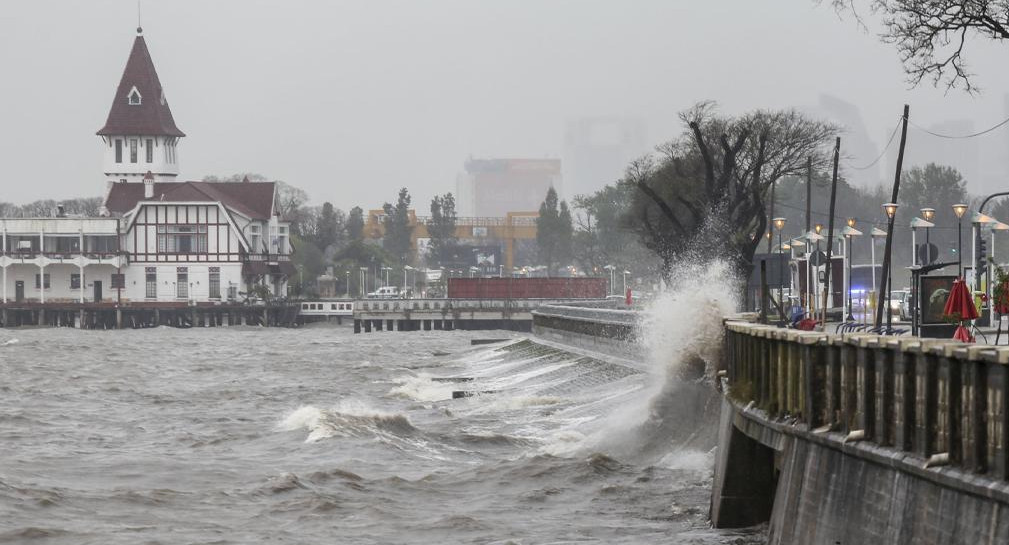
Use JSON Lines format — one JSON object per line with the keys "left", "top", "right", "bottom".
{"left": 128, "top": 86, "right": 142, "bottom": 105}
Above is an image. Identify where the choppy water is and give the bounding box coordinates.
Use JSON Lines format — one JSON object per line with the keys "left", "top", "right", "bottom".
{"left": 0, "top": 309, "right": 763, "bottom": 543}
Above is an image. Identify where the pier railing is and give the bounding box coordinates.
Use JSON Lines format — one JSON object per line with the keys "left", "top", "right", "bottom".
{"left": 723, "top": 320, "right": 1009, "bottom": 481}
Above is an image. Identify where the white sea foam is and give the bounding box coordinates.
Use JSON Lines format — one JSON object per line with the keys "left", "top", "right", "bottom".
{"left": 1, "top": 338, "right": 19, "bottom": 347}
{"left": 388, "top": 375, "right": 456, "bottom": 402}
{"left": 566, "top": 259, "right": 739, "bottom": 461}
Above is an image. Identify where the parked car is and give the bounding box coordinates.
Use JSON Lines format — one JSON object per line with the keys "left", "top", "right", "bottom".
{"left": 890, "top": 289, "right": 910, "bottom": 320}
{"left": 367, "top": 286, "right": 402, "bottom": 299}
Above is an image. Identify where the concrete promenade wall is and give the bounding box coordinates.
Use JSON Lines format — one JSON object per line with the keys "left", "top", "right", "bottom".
{"left": 530, "top": 302, "right": 641, "bottom": 361}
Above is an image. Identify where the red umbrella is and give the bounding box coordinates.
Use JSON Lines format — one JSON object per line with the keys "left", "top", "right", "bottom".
{"left": 943, "top": 278, "right": 978, "bottom": 322}
{"left": 953, "top": 325, "right": 975, "bottom": 343}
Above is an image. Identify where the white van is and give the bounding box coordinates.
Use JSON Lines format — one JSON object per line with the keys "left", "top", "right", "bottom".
{"left": 367, "top": 286, "right": 401, "bottom": 299}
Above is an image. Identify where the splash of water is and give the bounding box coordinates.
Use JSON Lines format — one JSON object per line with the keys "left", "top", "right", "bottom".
{"left": 573, "top": 258, "right": 740, "bottom": 464}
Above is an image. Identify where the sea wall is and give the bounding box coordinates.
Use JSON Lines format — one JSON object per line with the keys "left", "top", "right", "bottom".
{"left": 530, "top": 303, "right": 641, "bottom": 361}
{"left": 715, "top": 320, "right": 1009, "bottom": 545}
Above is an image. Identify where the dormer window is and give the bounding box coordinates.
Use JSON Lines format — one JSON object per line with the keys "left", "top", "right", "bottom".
{"left": 128, "top": 86, "right": 142, "bottom": 105}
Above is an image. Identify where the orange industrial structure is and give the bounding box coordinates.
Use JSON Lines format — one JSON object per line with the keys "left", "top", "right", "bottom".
{"left": 365, "top": 210, "right": 538, "bottom": 272}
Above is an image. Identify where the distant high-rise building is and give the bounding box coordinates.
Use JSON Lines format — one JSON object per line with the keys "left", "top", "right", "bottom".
{"left": 562, "top": 117, "right": 647, "bottom": 198}
{"left": 456, "top": 158, "right": 562, "bottom": 217}
{"left": 812, "top": 95, "right": 880, "bottom": 185}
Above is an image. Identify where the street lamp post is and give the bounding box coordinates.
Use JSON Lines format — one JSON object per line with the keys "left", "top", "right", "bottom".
{"left": 843, "top": 218, "right": 861, "bottom": 321}
{"left": 345, "top": 270, "right": 350, "bottom": 298}
{"left": 359, "top": 267, "right": 368, "bottom": 298}
{"left": 403, "top": 265, "right": 413, "bottom": 294}
{"left": 883, "top": 203, "right": 900, "bottom": 331}
{"left": 622, "top": 270, "right": 630, "bottom": 296}
{"left": 953, "top": 203, "right": 968, "bottom": 277}
{"left": 603, "top": 265, "right": 615, "bottom": 296}
{"left": 921, "top": 208, "right": 935, "bottom": 264}
{"left": 773, "top": 217, "right": 787, "bottom": 322}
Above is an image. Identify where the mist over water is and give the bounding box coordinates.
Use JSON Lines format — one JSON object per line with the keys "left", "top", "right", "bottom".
{"left": 0, "top": 265, "right": 761, "bottom": 544}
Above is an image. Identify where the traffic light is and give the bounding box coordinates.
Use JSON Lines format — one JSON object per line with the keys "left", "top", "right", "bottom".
{"left": 978, "top": 237, "right": 988, "bottom": 269}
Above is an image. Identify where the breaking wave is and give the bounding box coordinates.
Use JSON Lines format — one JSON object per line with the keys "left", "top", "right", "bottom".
{"left": 279, "top": 404, "right": 416, "bottom": 443}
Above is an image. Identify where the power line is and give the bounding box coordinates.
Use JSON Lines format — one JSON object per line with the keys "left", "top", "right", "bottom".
{"left": 843, "top": 116, "right": 902, "bottom": 171}
{"left": 908, "top": 115, "right": 1009, "bottom": 139}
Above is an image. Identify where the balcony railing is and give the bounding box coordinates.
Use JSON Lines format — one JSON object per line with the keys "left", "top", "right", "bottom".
{"left": 246, "top": 253, "right": 291, "bottom": 262}
{"left": 0, "top": 250, "right": 125, "bottom": 261}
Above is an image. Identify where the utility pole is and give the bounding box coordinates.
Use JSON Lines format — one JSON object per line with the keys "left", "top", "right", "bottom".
{"left": 767, "top": 181, "right": 775, "bottom": 254}
{"left": 805, "top": 156, "right": 813, "bottom": 314}
{"left": 805, "top": 156, "right": 812, "bottom": 233}
{"left": 822, "top": 138, "right": 840, "bottom": 327}
{"left": 875, "top": 105, "right": 910, "bottom": 329}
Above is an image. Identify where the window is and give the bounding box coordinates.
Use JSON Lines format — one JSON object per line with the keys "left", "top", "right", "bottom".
{"left": 71, "top": 274, "right": 81, "bottom": 289}
{"left": 145, "top": 139, "right": 153, "bottom": 163}
{"left": 111, "top": 274, "right": 125, "bottom": 289}
{"left": 34, "top": 274, "right": 51, "bottom": 289}
{"left": 209, "top": 267, "right": 220, "bottom": 299}
{"left": 248, "top": 225, "right": 262, "bottom": 253}
{"left": 128, "top": 87, "right": 142, "bottom": 105}
{"left": 129, "top": 139, "right": 138, "bottom": 163}
{"left": 157, "top": 225, "right": 208, "bottom": 254}
{"left": 177, "top": 267, "right": 188, "bottom": 299}
{"left": 115, "top": 139, "right": 123, "bottom": 163}
{"left": 145, "top": 267, "right": 157, "bottom": 298}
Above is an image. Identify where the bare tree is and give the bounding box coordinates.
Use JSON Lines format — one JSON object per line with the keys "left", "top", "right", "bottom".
{"left": 830, "top": 0, "right": 1009, "bottom": 92}
{"left": 628, "top": 103, "right": 836, "bottom": 278}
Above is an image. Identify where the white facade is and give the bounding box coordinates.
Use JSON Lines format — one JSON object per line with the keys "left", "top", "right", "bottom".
{"left": 0, "top": 218, "right": 125, "bottom": 303}
{"left": 116, "top": 201, "right": 291, "bottom": 302}
{"left": 101, "top": 135, "right": 181, "bottom": 182}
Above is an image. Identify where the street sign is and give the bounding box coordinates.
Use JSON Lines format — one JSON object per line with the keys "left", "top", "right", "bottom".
{"left": 916, "top": 243, "right": 939, "bottom": 265}
{"left": 809, "top": 250, "right": 827, "bottom": 267}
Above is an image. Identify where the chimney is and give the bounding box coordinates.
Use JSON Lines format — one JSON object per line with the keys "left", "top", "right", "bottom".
{"left": 143, "top": 171, "right": 155, "bottom": 199}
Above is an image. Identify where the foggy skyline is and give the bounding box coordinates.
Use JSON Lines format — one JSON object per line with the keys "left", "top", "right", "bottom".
{"left": 2, "top": 0, "right": 1008, "bottom": 210}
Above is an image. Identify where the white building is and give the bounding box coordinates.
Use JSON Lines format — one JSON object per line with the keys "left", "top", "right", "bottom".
{"left": 1, "top": 217, "right": 124, "bottom": 303}
{"left": 0, "top": 28, "right": 294, "bottom": 305}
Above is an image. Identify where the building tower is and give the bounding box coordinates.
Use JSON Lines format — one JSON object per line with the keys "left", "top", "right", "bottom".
{"left": 97, "top": 28, "right": 185, "bottom": 183}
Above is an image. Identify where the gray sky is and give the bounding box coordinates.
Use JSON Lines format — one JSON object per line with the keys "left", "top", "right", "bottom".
{"left": 2, "top": 1, "right": 1008, "bottom": 209}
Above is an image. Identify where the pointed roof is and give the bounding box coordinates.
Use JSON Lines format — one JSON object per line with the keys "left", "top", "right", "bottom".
{"left": 97, "top": 33, "right": 185, "bottom": 137}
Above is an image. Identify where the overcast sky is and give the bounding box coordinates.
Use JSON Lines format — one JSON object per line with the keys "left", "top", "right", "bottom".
{"left": 1, "top": 1, "right": 1007, "bottom": 209}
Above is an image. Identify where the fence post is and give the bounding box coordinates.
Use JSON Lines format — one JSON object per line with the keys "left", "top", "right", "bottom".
{"left": 986, "top": 349, "right": 1009, "bottom": 480}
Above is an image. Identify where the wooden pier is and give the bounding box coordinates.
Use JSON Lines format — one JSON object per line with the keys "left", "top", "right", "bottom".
{"left": 0, "top": 302, "right": 301, "bottom": 329}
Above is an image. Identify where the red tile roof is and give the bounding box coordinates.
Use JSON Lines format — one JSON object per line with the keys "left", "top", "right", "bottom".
{"left": 105, "top": 181, "right": 276, "bottom": 220}
{"left": 97, "top": 35, "right": 185, "bottom": 137}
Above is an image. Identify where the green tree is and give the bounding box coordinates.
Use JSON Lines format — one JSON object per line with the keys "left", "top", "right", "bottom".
{"left": 427, "top": 193, "right": 458, "bottom": 267}
{"left": 536, "top": 187, "right": 574, "bottom": 274}
{"left": 347, "top": 206, "right": 365, "bottom": 241}
{"left": 312, "top": 202, "right": 346, "bottom": 250}
{"left": 289, "top": 234, "right": 324, "bottom": 296}
{"left": 573, "top": 182, "right": 656, "bottom": 275}
{"left": 382, "top": 188, "right": 414, "bottom": 265}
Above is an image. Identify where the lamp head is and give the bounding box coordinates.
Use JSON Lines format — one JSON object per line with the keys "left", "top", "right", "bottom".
{"left": 882, "top": 202, "right": 899, "bottom": 220}
{"left": 921, "top": 207, "right": 935, "bottom": 222}
{"left": 952, "top": 203, "right": 968, "bottom": 219}
{"left": 814, "top": 223, "right": 823, "bottom": 235}
{"left": 772, "top": 217, "right": 786, "bottom": 230}
{"left": 846, "top": 217, "right": 856, "bottom": 228}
